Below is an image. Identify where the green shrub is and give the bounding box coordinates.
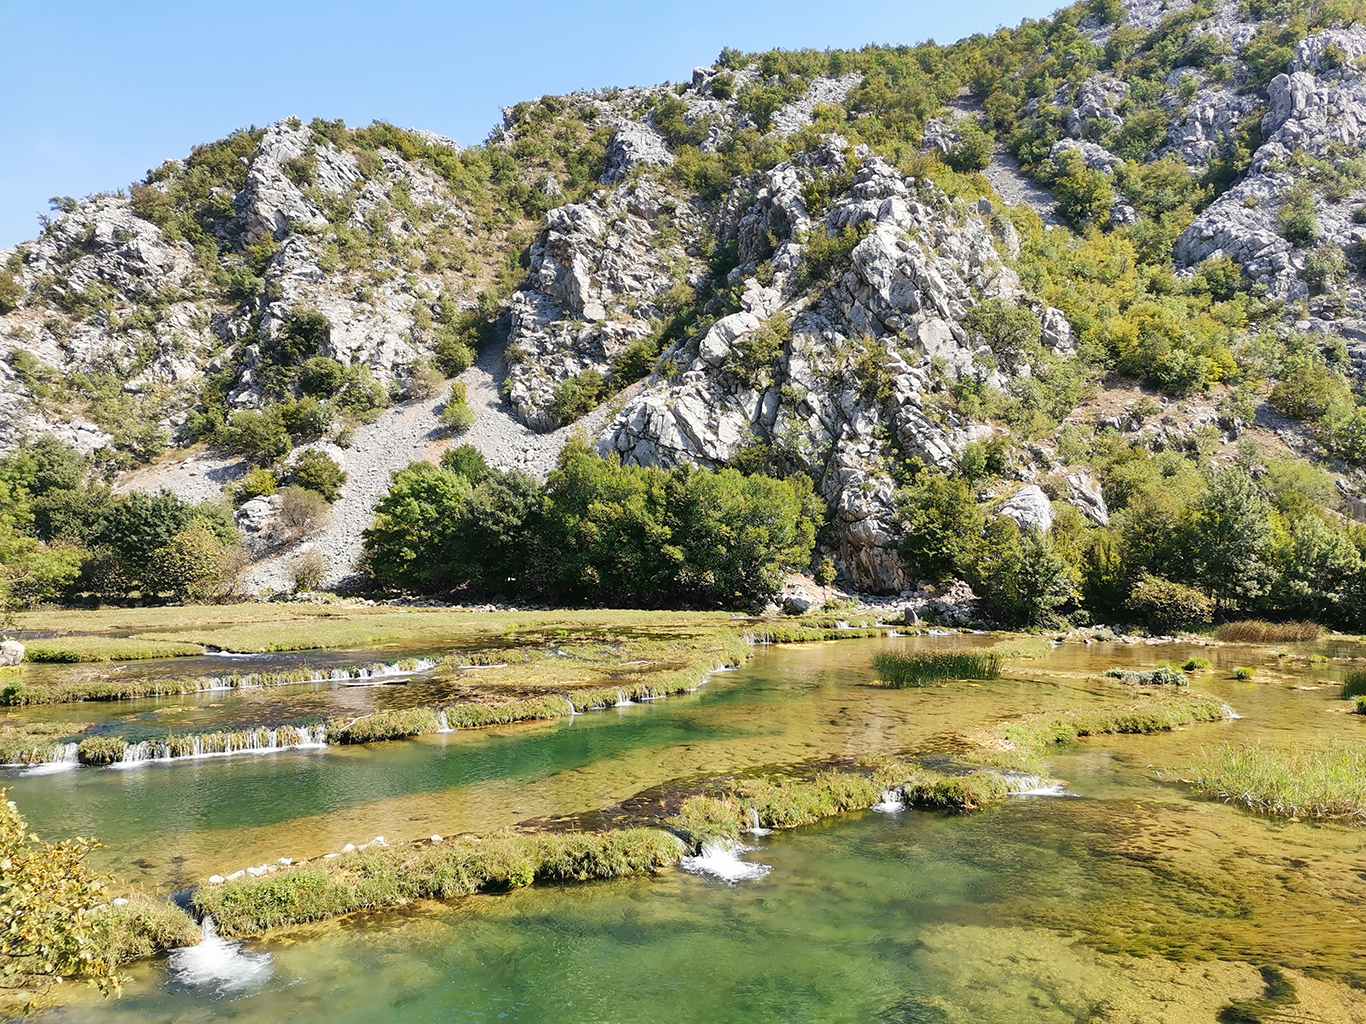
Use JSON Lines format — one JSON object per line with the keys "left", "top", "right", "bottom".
{"left": 1302, "top": 243, "right": 1347, "bottom": 294}
{"left": 611, "top": 335, "right": 661, "bottom": 383}
{"left": 1278, "top": 184, "right": 1318, "bottom": 247}
{"left": 0, "top": 271, "right": 22, "bottom": 314}
{"left": 298, "top": 356, "right": 346, "bottom": 396}
{"left": 944, "top": 120, "right": 993, "bottom": 172}
{"left": 279, "top": 396, "right": 334, "bottom": 441}
{"left": 232, "top": 467, "right": 279, "bottom": 505}
{"left": 1125, "top": 574, "right": 1213, "bottom": 633}
{"left": 272, "top": 308, "right": 332, "bottom": 364}
{"left": 1233, "top": 666, "right": 1256, "bottom": 680}
{"left": 1182, "top": 657, "right": 1212, "bottom": 672}
{"left": 216, "top": 408, "right": 291, "bottom": 466}
{"left": 438, "top": 383, "right": 475, "bottom": 435}
{"left": 290, "top": 450, "right": 347, "bottom": 502}
{"left": 550, "top": 369, "right": 607, "bottom": 424}
{"left": 1052, "top": 152, "right": 1114, "bottom": 230}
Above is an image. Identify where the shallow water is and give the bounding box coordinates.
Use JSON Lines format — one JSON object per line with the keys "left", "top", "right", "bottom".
{"left": 14, "top": 635, "right": 1366, "bottom": 1021}
{"left": 8, "top": 638, "right": 1117, "bottom": 886}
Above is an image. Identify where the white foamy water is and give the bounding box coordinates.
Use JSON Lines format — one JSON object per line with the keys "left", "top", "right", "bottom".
{"left": 745, "top": 807, "right": 772, "bottom": 836}
{"left": 679, "top": 841, "right": 772, "bottom": 884}
{"left": 871, "top": 790, "right": 907, "bottom": 812}
{"left": 1002, "top": 773, "right": 1076, "bottom": 798}
{"left": 115, "top": 725, "right": 328, "bottom": 767}
{"left": 2, "top": 742, "right": 79, "bottom": 772}
{"left": 169, "top": 917, "right": 271, "bottom": 994}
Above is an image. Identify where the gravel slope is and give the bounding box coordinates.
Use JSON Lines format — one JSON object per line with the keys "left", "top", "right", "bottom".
{"left": 238, "top": 340, "right": 619, "bottom": 593}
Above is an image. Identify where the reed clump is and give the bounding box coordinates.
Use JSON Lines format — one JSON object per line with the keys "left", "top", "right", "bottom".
{"left": 0, "top": 722, "right": 86, "bottom": 765}
{"left": 670, "top": 761, "right": 1016, "bottom": 839}
{"left": 870, "top": 650, "right": 1002, "bottom": 687}
{"left": 194, "top": 828, "right": 686, "bottom": 936}
{"left": 1340, "top": 670, "right": 1366, "bottom": 700}
{"left": 22, "top": 637, "right": 205, "bottom": 663}
{"left": 1213, "top": 620, "right": 1323, "bottom": 643}
{"left": 1185, "top": 742, "right": 1366, "bottom": 822}
{"left": 1104, "top": 665, "right": 1190, "bottom": 686}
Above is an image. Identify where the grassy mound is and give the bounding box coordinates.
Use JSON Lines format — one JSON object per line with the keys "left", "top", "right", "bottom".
{"left": 195, "top": 829, "right": 685, "bottom": 936}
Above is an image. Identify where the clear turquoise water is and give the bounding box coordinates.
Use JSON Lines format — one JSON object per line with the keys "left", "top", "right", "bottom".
{"left": 16, "top": 638, "right": 1366, "bottom": 1021}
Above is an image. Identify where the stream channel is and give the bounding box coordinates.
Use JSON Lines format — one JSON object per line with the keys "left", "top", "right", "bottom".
{"left": 11, "top": 635, "right": 1366, "bottom": 1022}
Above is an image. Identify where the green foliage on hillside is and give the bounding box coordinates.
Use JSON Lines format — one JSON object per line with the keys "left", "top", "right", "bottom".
{"left": 0, "top": 437, "right": 243, "bottom": 606}
{"left": 364, "top": 440, "right": 818, "bottom": 608}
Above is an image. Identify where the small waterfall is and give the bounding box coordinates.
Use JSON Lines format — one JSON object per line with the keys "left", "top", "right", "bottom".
{"left": 3, "top": 742, "right": 80, "bottom": 772}
{"left": 1001, "top": 773, "right": 1074, "bottom": 797}
{"left": 679, "top": 840, "right": 772, "bottom": 884}
{"left": 613, "top": 690, "right": 634, "bottom": 707}
{"left": 168, "top": 915, "right": 271, "bottom": 993}
{"left": 435, "top": 710, "right": 454, "bottom": 733}
{"left": 745, "top": 807, "right": 772, "bottom": 836}
{"left": 871, "top": 789, "right": 907, "bottom": 812}
{"left": 116, "top": 725, "right": 328, "bottom": 766}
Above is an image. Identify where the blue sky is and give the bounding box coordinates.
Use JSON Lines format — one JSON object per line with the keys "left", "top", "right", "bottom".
{"left": 0, "top": 1, "right": 1058, "bottom": 247}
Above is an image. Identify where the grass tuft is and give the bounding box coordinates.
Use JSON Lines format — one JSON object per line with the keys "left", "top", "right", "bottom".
{"left": 869, "top": 650, "right": 1002, "bottom": 687}
{"left": 1232, "top": 666, "right": 1256, "bottom": 680}
{"left": 1182, "top": 657, "right": 1212, "bottom": 672}
{"left": 1185, "top": 742, "right": 1366, "bottom": 822}
{"left": 1341, "top": 670, "right": 1366, "bottom": 700}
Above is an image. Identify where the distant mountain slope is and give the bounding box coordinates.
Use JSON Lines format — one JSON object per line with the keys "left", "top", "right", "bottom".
{"left": 4, "top": 0, "right": 1366, "bottom": 596}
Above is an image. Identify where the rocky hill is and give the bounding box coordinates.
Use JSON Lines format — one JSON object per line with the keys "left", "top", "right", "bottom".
{"left": 4, "top": 0, "right": 1366, "bottom": 602}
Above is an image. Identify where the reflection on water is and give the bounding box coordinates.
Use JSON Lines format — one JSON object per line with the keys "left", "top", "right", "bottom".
{"left": 15, "top": 634, "right": 1366, "bottom": 1022}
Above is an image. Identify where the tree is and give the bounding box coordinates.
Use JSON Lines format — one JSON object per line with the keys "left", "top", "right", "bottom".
{"left": 363, "top": 464, "right": 473, "bottom": 591}
{"left": 1, "top": 790, "right": 122, "bottom": 998}
{"left": 667, "top": 466, "right": 819, "bottom": 606}
{"left": 984, "top": 528, "right": 1079, "bottom": 626}
{"left": 541, "top": 442, "right": 677, "bottom": 604}
{"left": 1273, "top": 517, "right": 1362, "bottom": 622}
{"left": 1052, "top": 152, "right": 1114, "bottom": 230}
{"left": 1125, "top": 573, "right": 1214, "bottom": 632}
{"left": 1194, "top": 468, "right": 1275, "bottom": 612}
{"left": 148, "top": 525, "right": 237, "bottom": 603}
{"left": 895, "top": 473, "right": 985, "bottom": 584}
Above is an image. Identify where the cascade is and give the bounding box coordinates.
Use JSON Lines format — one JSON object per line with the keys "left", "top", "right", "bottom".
{"left": 168, "top": 915, "right": 272, "bottom": 992}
